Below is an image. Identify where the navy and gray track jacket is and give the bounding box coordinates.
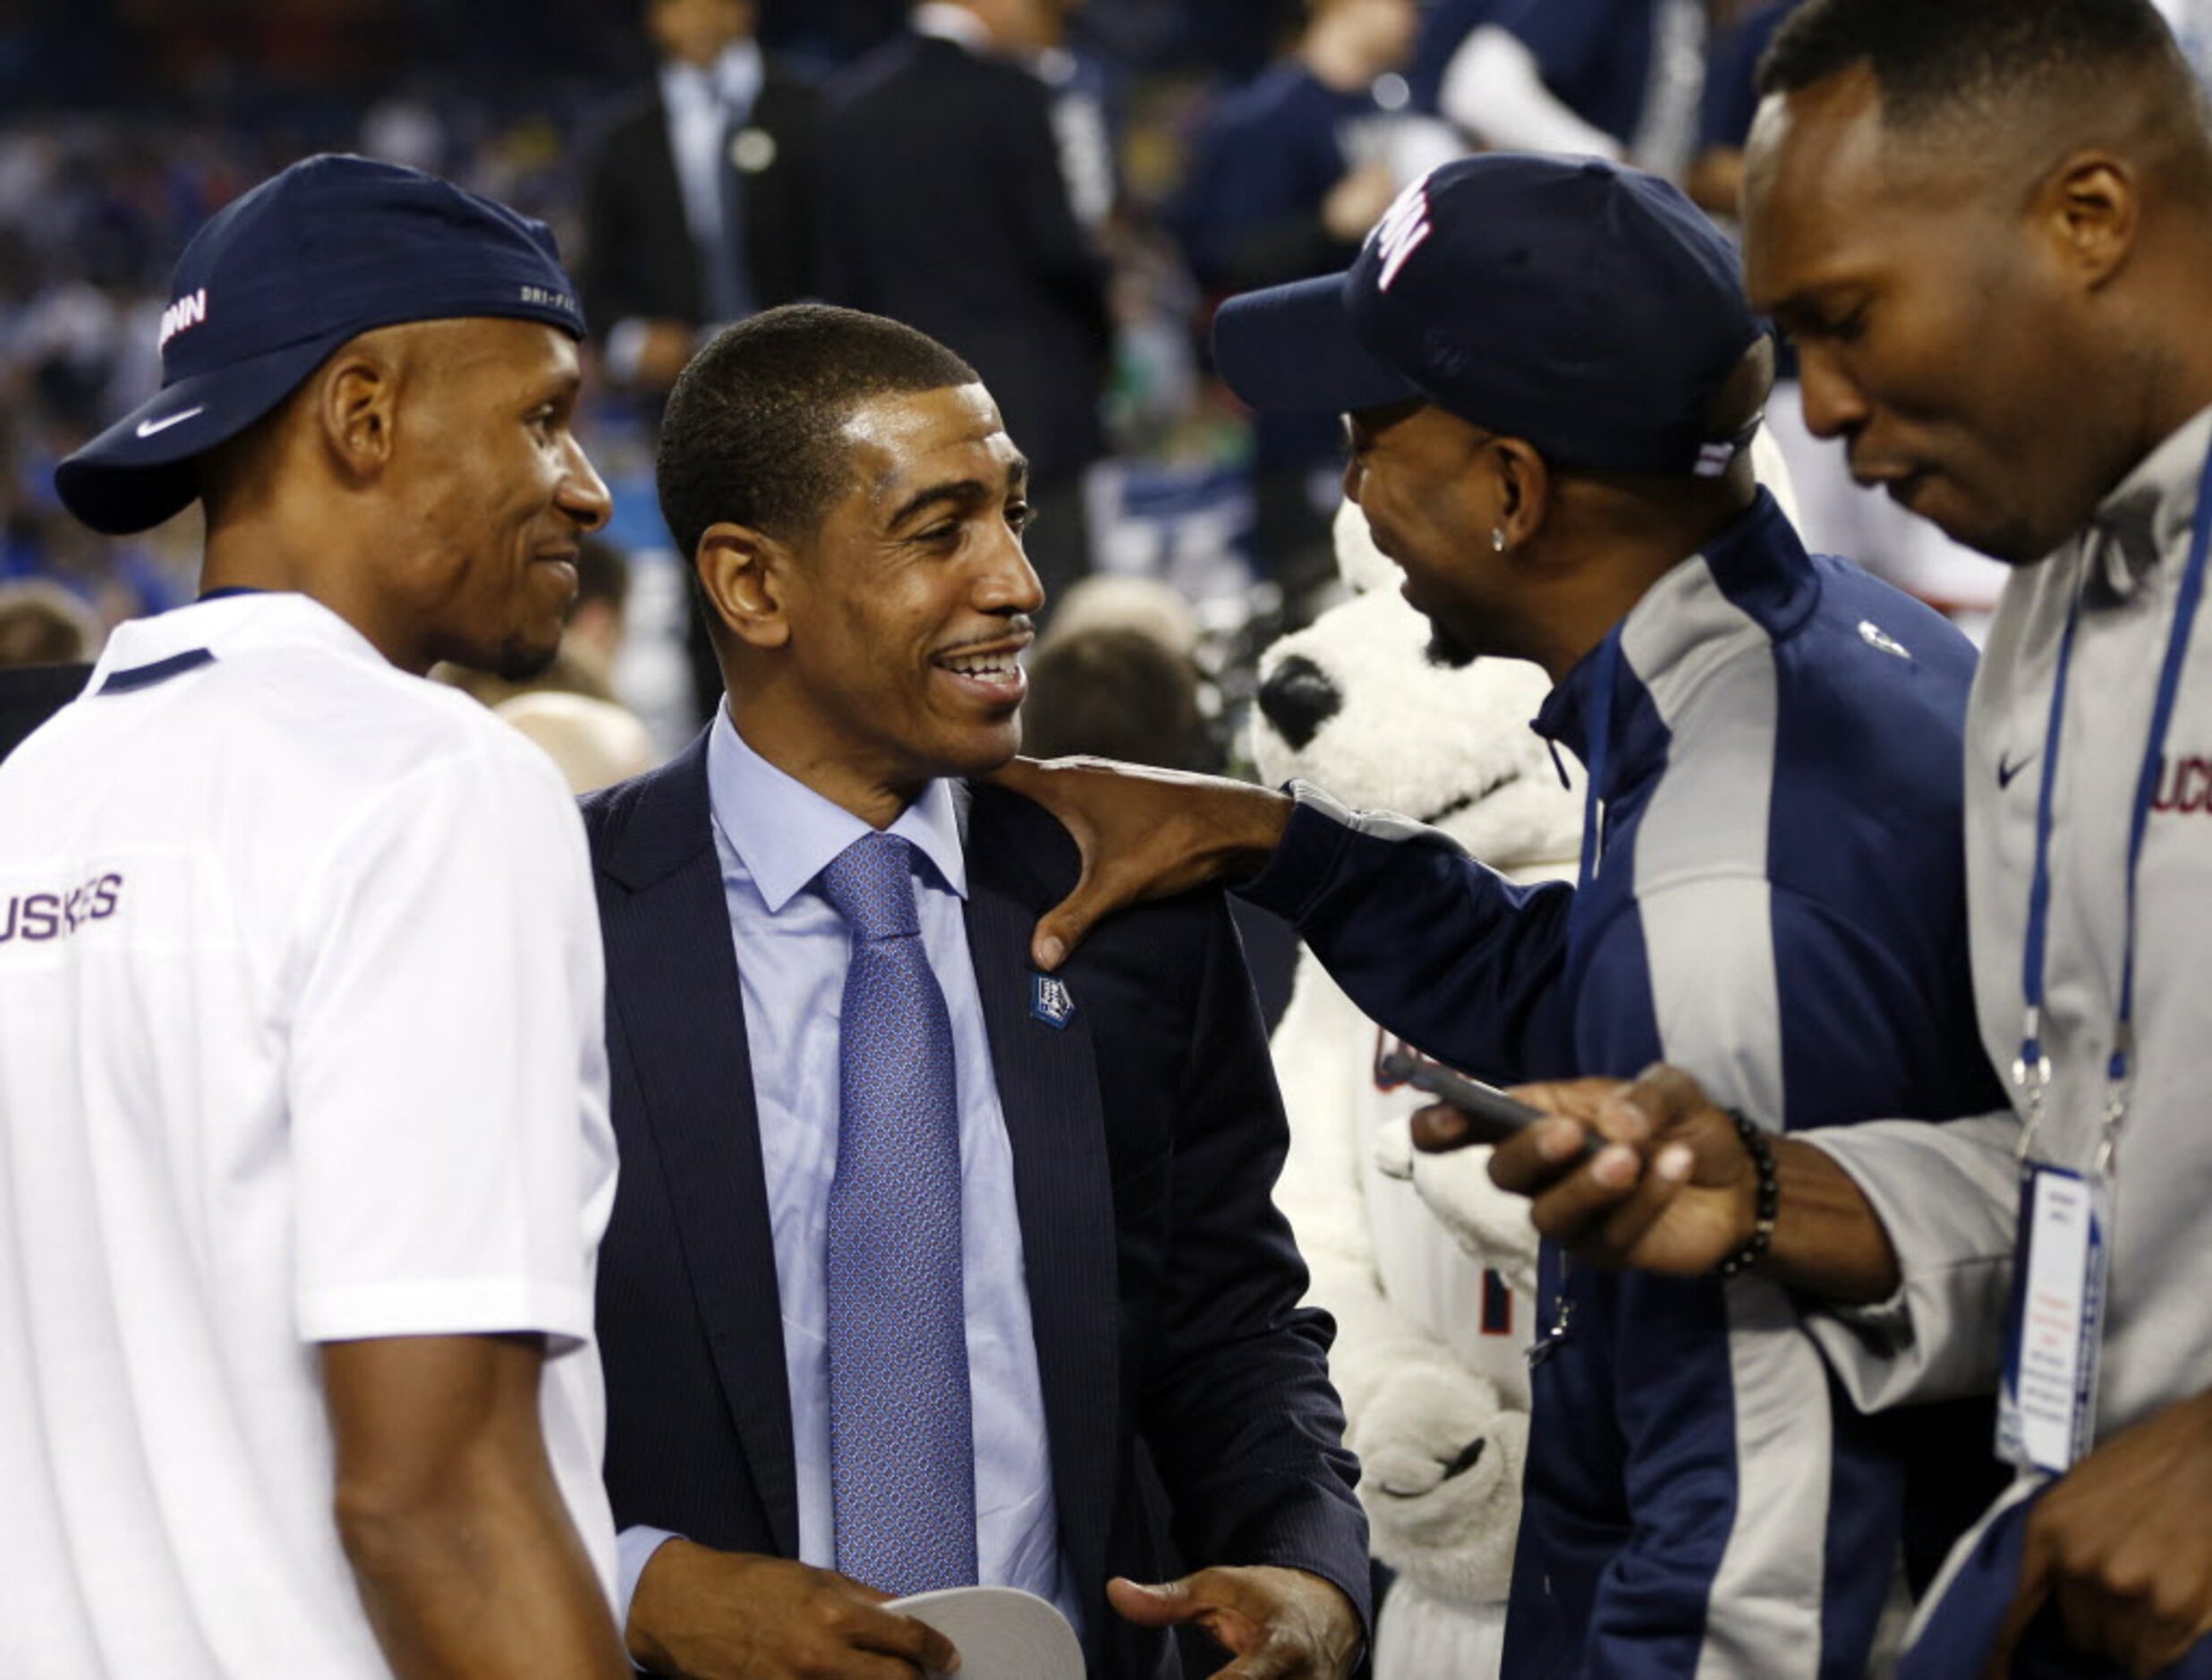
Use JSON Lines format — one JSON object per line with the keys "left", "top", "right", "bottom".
{"left": 1240, "top": 490, "right": 2006, "bottom": 1678}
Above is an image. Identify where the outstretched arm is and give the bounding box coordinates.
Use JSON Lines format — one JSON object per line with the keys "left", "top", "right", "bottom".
{"left": 995, "top": 760, "right": 1578, "bottom": 1080}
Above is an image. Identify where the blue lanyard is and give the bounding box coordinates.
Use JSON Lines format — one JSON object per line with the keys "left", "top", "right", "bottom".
{"left": 2015, "top": 438, "right": 2212, "bottom": 1156}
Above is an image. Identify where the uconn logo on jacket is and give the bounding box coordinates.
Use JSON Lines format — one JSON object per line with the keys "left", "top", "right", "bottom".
{"left": 0, "top": 873, "right": 123, "bottom": 942}
{"left": 2154, "top": 753, "right": 2212, "bottom": 813}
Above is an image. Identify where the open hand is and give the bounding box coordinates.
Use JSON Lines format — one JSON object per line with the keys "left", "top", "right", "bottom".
{"left": 625, "top": 1540, "right": 960, "bottom": 1678}
{"left": 987, "top": 756, "right": 1292, "bottom": 970}
{"left": 1109, "top": 1565, "right": 1361, "bottom": 1679}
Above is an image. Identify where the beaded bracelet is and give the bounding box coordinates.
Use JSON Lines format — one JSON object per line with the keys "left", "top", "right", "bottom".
{"left": 1711, "top": 1109, "right": 1779, "bottom": 1281}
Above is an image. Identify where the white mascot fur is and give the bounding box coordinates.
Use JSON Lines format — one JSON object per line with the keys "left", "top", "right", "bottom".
{"left": 1255, "top": 502, "right": 1580, "bottom": 1680}
{"left": 1258, "top": 441, "right": 1801, "bottom": 1676}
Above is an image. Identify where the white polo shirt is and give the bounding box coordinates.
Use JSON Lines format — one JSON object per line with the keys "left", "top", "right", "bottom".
{"left": 0, "top": 592, "right": 620, "bottom": 1676}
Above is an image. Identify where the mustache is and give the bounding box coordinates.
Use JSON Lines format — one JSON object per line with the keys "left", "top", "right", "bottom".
{"left": 934, "top": 616, "right": 1036, "bottom": 657}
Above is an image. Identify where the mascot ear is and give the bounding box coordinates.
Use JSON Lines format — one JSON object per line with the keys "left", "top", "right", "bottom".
{"left": 1333, "top": 499, "right": 1402, "bottom": 596}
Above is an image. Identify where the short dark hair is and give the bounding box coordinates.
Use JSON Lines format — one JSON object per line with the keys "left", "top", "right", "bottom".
{"left": 1759, "top": 0, "right": 2187, "bottom": 126}
{"left": 1021, "top": 627, "right": 1208, "bottom": 770}
{"left": 655, "top": 304, "right": 979, "bottom": 564}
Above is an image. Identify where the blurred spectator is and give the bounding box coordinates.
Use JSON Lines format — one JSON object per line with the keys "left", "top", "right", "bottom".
{"left": 1406, "top": 0, "right": 1498, "bottom": 113}
{"left": 565, "top": 534, "right": 632, "bottom": 691}
{"left": 1023, "top": 624, "right": 1205, "bottom": 767}
{"left": 0, "top": 579, "right": 100, "bottom": 666}
{"left": 1037, "top": 571, "right": 1201, "bottom": 664}
{"left": 494, "top": 691, "right": 662, "bottom": 794}
{"left": 1171, "top": 0, "right": 1443, "bottom": 611}
{"left": 816, "top": 0, "right": 1112, "bottom": 609}
{"left": 1437, "top": 0, "right": 1709, "bottom": 180}
{"left": 1686, "top": 0, "right": 1796, "bottom": 216}
{"left": 435, "top": 646, "right": 617, "bottom": 708}
{"left": 1173, "top": 0, "right": 1427, "bottom": 296}
{"left": 579, "top": 0, "right": 821, "bottom": 396}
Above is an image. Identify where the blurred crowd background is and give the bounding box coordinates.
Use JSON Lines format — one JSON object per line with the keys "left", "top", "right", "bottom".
{"left": 14, "top": 0, "right": 2200, "bottom": 775}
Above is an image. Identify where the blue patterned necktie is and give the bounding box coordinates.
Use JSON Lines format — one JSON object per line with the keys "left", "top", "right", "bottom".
{"left": 816, "top": 831, "right": 978, "bottom": 1595}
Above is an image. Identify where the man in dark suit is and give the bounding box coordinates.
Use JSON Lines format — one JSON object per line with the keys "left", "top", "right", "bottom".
{"left": 814, "top": 1, "right": 1110, "bottom": 607}
{"left": 579, "top": 0, "right": 820, "bottom": 395}
{"left": 582, "top": 303, "right": 1368, "bottom": 1679}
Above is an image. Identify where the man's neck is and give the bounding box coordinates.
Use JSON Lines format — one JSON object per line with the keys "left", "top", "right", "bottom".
{"left": 202, "top": 518, "right": 421, "bottom": 673}
{"left": 725, "top": 699, "right": 925, "bottom": 831}
{"left": 1529, "top": 489, "right": 1757, "bottom": 683}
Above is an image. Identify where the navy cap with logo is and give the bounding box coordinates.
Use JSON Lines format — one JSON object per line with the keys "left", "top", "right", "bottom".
{"left": 57, "top": 153, "right": 589, "bottom": 536}
{"left": 1212, "top": 154, "right": 1767, "bottom": 479}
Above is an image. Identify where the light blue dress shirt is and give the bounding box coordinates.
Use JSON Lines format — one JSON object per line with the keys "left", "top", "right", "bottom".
{"left": 657, "top": 38, "right": 763, "bottom": 257}
{"left": 617, "top": 708, "right": 1075, "bottom": 1635}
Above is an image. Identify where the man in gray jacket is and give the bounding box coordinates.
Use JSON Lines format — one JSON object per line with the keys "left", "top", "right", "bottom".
{"left": 1485, "top": 2, "right": 2212, "bottom": 1675}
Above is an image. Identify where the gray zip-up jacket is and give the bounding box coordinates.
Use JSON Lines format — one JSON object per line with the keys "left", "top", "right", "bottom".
{"left": 1805, "top": 408, "right": 2212, "bottom": 1479}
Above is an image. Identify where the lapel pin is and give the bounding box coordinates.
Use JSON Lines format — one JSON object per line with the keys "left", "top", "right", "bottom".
{"left": 1030, "top": 973, "right": 1075, "bottom": 1030}
{"left": 730, "top": 127, "right": 777, "bottom": 174}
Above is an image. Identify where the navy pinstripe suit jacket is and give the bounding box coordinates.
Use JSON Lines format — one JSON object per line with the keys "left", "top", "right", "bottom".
{"left": 580, "top": 734, "right": 1369, "bottom": 1676}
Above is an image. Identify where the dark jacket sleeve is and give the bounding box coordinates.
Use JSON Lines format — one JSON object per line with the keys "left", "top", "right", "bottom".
{"left": 1136, "top": 892, "right": 1374, "bottom": 1633}
{"left": 1238, "top": 789, "right": 1581, "bottom": 1082}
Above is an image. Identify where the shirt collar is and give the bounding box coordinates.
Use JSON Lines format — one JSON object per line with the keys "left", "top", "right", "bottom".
{"left": 705, "top": 702, "right": 969, "bottom": 913}
{"left": 1533, "top": 488, "right": 1805, "bottom": 768}
{"left": 87, "top": 590, "right": 387, "bottom": 689}
{"left": 2083, "top": 403, "right": 2212, "bottom": 598}
{"left": 659, "top": 38, "right": 763, "bottom": 117}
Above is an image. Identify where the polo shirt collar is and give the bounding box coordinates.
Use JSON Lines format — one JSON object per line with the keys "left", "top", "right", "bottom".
{"left": 87, "top": 590, "right": 387, "bottom": 691}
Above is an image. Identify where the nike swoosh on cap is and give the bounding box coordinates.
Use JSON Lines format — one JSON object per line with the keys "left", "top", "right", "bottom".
{"left": 133, "top": 406, "right": 205, "bottom": 438}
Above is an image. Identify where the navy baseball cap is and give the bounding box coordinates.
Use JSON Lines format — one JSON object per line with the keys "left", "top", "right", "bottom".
{"left": 1213, "top": 154, "right": 1767, "bottom": 479}
{"left": 57, "top": 153, "right": 588, "bottom": 536}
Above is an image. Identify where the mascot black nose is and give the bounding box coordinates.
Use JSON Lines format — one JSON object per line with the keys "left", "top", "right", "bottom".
{"left": 1257, "top": 655, "right": 1341, "bottom": 752}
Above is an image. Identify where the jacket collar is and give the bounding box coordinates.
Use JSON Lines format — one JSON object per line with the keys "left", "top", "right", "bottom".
{"left": 1535, "top": 488, "right": 1811, "bottom": 795}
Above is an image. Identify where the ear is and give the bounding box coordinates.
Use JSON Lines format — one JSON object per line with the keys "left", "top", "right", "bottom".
{"left": 696, "top": 520, "right": 795, "bottom": 652}
{"left": 2038, "top": 150, "right": 2140, "bottom": 290}
{"left": 313, "top": 350, "right": 401, "bottom": 485}
{"left": 1490, "top": 437, "right": 1553, "bottom": 550}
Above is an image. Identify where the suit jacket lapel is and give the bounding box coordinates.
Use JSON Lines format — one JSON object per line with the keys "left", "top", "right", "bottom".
{"left": 961, "top": 833, "right": 1120, "bottom": 1643}
{"left": 599, "top": 737, "right": 800, "bottom": 1557}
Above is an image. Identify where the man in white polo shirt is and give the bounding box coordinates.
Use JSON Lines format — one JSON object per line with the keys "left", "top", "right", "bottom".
{"left": 0, "top": 156, "right": 631, "bottom": 1678}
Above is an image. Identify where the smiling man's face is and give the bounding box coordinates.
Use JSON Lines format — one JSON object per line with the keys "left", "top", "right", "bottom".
{"left": 1343, "top": 397, "right": 1533, "bottom": 666}
{"left": 772, "top": 381, "right": 1042, "bottom": 797}
{"left": 379, "top": 317, "right": 610, "bottom": 677}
